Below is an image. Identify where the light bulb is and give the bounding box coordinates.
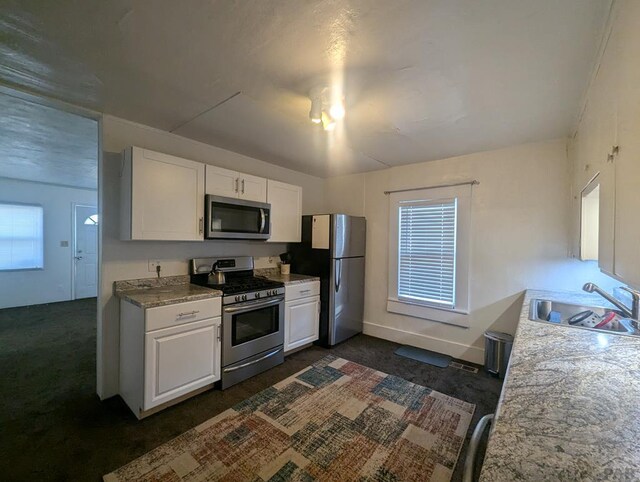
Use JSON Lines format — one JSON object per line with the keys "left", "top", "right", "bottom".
{"left": 329, "top": 102, "right": 345, "bottom": 120}
{"left": 321, "top": 112, "right": 336, "bottom": 131}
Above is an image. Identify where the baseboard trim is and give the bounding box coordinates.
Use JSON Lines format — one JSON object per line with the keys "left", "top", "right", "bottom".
{"left": 363, "top": 321, "right": 485, "bottom": 365}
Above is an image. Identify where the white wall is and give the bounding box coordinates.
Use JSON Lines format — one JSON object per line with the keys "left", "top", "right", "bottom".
{"left": 326, "top": 139, "right": 619, "bottom": 364}
{"left": 0, "top": 178, "right": 97, "bottom": 308}
{"left": 98, "top": 115, "right": 326, "bottom": 398}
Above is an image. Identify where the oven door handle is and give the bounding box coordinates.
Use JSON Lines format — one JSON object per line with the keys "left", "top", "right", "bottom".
{"left": 259, "top": 208, "right": 266, "bottom": 233}
{"left": 224, "top": 296, "right": 284, "bottom": 314}
{"left": 223, "top": 347, "right": 283, "bottom": 373}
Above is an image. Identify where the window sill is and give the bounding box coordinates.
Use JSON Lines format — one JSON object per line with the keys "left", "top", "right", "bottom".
{"left": 387, "top": 299, "right": 470, "bottom": 328}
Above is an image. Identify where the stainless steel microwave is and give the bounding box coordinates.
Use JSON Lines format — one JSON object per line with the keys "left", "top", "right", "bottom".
{"left": 205, "top": 195, "right": 271, "bottom": 240}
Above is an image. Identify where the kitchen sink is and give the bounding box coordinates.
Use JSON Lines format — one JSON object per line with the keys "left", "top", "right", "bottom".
{"left": 529, "top": 299, "right": 639, "bottom": 337}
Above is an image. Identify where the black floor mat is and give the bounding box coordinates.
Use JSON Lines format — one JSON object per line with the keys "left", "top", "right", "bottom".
{"left": 395, "top": 345, "right": 452, "bottom": 368}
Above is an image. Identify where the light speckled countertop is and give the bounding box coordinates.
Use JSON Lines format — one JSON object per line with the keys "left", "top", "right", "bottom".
{"left": 114, "top": 275, "right": 222, "bottom": 309}
{"left": 254, "top": 268, "right": 320, "bottom": 286}
{"left": 480, "top": 289, "right": 640, "bottom": 481}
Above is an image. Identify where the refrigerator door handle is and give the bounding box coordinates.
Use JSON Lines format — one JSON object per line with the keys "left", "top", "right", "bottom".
{"left": 335, "top": 259, "right": 342, "bottom": 292}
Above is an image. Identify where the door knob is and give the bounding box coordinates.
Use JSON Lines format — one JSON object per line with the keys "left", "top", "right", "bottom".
{"left": 75, "top": 256, "right": 83, "bottom": 260}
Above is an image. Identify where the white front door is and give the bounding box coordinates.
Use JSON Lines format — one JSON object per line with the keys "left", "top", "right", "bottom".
{"left": 74, "top": 204, "right": 98, "bottom": 299}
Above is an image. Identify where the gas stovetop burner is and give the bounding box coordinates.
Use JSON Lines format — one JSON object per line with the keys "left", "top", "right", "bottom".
{"left": 205, "top": 277, "right": 283, "bottom": 295}
{"left": 189, "top": 256, "right": 285, "bottom": 304}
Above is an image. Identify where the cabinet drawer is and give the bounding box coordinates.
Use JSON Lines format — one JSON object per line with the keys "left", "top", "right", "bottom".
{"left": 145, "top": 297, "right": 221, "bottom": 332}
{"left": 285, "top": 281, "right": 320, "bottom": 301}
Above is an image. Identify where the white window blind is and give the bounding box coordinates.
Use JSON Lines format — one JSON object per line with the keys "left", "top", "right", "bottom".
{"left": 397, "top": 198, "right": 457, "bottom": 308}
{"left": 0, "top": 203, "right": 44, "bottom": 270}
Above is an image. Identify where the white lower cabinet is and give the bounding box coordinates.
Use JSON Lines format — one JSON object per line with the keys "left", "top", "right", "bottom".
{"left": 145, "top": 318, "right": 220, "bottom": 409}
{"left": 120, "top": 297, "right": 221, "bottom": 419}
{"left": 284, "top": 281, "right": 320, "bottom": 353}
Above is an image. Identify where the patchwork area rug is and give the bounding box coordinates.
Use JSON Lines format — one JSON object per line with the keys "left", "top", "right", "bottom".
{"left": 104, "top": 356, "right": 475, "bottom": 482}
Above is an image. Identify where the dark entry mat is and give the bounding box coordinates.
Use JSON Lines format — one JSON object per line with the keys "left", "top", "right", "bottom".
{"left": 395, "top": 345, "right": 452, "bottom": 368}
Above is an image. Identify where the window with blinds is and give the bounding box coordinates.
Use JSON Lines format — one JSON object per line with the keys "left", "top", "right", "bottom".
{"left": 0, "top": 203, "right": 44, "bottom": 271}
{"left": 397, "top": 198, "right": 457, "bottom": 308}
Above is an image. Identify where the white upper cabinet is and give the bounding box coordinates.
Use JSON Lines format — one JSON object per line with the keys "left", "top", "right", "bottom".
{"left": 241, "top": 173, "right": 268, "bottom": 203}
{"left": 612, "top": 15, "right": 640, "bottom": 288}
{"left": 121, "top": 147, "right": 205, "bottom": 241}
{"left": 572, "top": 8, "right": 640, "bottom": 289}
{"left": 205, "top": 165, "right": 238, "bottom": 198}
{"left": 267, "top": 180, "right": 302, "bottom": 243}
{"left": 205, "top": 165, "right": 267, "bottom": 203}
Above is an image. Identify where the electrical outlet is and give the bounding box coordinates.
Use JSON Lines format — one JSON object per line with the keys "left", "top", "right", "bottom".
{"left": 148, "top": 260, "right": 161, "bottom": 272}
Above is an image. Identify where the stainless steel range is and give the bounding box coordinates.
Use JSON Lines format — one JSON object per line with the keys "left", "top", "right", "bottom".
{"left": 190, "top": 256, "right": 285, "bottom": 389}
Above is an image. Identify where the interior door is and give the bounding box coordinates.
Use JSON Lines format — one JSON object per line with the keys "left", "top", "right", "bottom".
{"left": 74, "top": 204, "right": 98, "bottom": 299}
{"left": 329, "top": 256, "right": 365, "bottom": 345}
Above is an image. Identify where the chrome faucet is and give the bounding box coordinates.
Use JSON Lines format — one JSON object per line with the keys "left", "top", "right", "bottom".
{"left": 582, "top": 283, "right": 640, "bottom": 320}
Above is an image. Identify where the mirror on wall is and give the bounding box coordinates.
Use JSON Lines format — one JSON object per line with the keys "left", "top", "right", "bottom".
{"left": 580, "top": 175, "right": 600, "bottom": 261}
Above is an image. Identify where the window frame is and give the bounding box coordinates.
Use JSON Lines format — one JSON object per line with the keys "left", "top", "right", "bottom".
{"left": 387, "top": 184, "right": 472, "bottom": 327}
{"left": 0, "top": 201, "right": 45, "bottom": 272}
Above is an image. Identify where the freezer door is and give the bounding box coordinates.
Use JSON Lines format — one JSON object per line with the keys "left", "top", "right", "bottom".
{"left": 331, "top": 215, "right": 366, "bottom": 258}
{"left": 329, "top": 256, "right": 365, "bottom": 345}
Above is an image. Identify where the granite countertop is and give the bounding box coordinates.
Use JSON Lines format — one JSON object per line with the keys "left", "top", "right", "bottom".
{"left": 114, "top": 275, "right": 222, "bottom": 309}
{"left": 254, "top": 268, "right": 320, "bottom": 286}
{"left": 480, "top": 289, "right": 640, "bottom": 481}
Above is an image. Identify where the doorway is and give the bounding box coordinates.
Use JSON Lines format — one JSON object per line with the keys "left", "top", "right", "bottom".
{"left": 73, "top": 204, "right": 99, "bottom": 299}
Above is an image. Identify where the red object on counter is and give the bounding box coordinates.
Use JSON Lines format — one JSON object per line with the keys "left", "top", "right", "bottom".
{"left": 595, "top": 311, "right": 617, "bottom": 329}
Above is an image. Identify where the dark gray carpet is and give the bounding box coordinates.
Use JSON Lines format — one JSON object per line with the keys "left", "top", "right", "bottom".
{"left": 0, "top": 299, "right": 502, "bottom": 481}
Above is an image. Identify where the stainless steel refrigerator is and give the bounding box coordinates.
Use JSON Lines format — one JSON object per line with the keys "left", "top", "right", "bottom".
{"left": 290, "top": 214, "right": 366, "bottom": 346}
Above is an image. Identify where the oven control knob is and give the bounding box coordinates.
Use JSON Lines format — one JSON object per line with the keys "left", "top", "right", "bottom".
{"left": 266, "top": 290, "right": 271, "bottom": 296}
{"left": 255, "top": 292, "right": 260, "bottom": 299}
{"left": 242, "top": 294, "right": 247, "bottom": 301}
{"left": 235, "top": 296, "right": 240, "bottom": 302}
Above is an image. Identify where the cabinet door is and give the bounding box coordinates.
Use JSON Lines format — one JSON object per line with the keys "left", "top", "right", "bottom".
{"left": 206, "top": 165, "right": 239, "bottom": 198}
{"left": 144, "top": 317, "right": 221, "bottom": 410}
{"left": 130, "top": 148, "right": 205, "bottom": 241}
{"left": 598, "top": 160, "right": 616, "bottom": 276}
{"left": 239, "top": 173, "right": 268, "bottom": 202}
{"left": 267, "top": 180, "right": 302, "bottom": 243}
{"left": 284, "top": 296, "right": 320, "bottom": 353}
{"left": 613, "top": 18, "right": 640, "bottom": 287}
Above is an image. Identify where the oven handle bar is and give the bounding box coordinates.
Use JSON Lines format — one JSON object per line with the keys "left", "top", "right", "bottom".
{"left": 223, "top": 347, "right": 283, "bottom": 373}
{"left": 223, "top": 296, "right": 284, "bottom": 314}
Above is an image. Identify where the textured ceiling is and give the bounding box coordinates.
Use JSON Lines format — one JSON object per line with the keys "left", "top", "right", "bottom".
{"left": 0, "top": 92, "right": 98, "bottom": 189}
{"left": 0, "top": 0, "right": 611, "bottom": 177}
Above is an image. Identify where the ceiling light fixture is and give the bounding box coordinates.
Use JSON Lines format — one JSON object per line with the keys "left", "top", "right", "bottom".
{"left": 321, "top": 112, "right": 336, "bottom": 131}
{"left": 308, "top": 87, "right": 344, "bottom": 130}
{"left": 309, "top": 96, "right": 322, "bottom": 123}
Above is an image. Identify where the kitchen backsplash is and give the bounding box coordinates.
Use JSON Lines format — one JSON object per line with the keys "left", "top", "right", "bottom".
{"left": 253, "top": 256, "right": 281, "bottom": 269}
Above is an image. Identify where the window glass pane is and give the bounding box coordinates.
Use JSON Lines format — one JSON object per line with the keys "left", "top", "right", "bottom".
{"left": 398, "top": 198, "right": 457, "bottom": 307}
{"left": 0, "top": 203, "right": 44, "bottom": 270}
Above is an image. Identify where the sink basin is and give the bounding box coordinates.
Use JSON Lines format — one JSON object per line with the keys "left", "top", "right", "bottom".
{"left": 529, "top": 299, "right": 639, "bottom": 337}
